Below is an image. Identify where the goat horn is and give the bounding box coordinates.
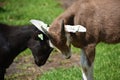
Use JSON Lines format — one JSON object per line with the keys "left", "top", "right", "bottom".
{"left": 61, "top": 20, "right": 65, "bottom": 35}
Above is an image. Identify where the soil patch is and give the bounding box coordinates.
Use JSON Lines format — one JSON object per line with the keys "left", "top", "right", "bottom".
{"left": 5, "top": 52, "right": 80, "bottom": 80}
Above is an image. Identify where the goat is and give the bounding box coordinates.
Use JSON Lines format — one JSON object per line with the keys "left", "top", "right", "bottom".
{"left": 0, "top": 23, "right": 53, "bottom": 80}
{"left": 31, "top": 0, "right": 120, "bottom": 80}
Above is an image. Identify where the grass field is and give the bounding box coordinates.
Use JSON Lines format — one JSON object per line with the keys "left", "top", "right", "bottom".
{"left": 0, "top": 0, "right": 120, "bottom": 80}
{"left": 0, "top": 0, "right": 63, "bottom": 25}
{"left": 38, "top": 43, "right": 120, "bottom": 80}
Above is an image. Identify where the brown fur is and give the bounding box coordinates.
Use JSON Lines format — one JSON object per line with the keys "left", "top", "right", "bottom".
{"left": 47, "top": 0, "right": 120, "bottom": 79}
{"left": 49, "top": 0, "right": 120, "bottom": 65}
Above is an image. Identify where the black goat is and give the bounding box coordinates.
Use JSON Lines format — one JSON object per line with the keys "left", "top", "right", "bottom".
{"left": 0, "top": 23, "right": 53, "bottom": 80}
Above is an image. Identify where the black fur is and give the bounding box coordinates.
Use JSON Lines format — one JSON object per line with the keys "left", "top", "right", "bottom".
{"left": 0, "top": 23, "right": 53, "bottom": 80}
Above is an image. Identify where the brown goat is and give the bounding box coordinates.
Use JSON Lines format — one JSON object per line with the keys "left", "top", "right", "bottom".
{"left": 31, "top": 0, "right": 120, "bottom": 80}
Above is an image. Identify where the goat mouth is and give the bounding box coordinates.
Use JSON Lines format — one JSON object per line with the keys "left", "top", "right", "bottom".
{"left": 64, "top": 55, "right": 71, "bottom": 59}
{"left": 62, "top": 50, "right": 72, "bottom": 59}
{"left": 63, "top": 53, "right": 71, "bottom": 59}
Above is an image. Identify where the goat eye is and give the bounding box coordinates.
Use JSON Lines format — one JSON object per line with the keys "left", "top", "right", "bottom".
{"left": 38, "top": 34, "right": 43, "bottom": 40}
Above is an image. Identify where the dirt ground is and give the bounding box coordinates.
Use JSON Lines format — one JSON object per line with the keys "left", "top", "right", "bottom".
{"left": 5, "top": 0, "right": 80, "bottom": 80}
{"left": 5, "top": 52, "right": 80, "bottom": 80}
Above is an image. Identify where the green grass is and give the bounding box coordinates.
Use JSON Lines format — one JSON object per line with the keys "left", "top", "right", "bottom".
{"left": 94, "top": 43, "right": 120, "bottom": 80}
{"left": 37, "top": 66, "right": 82, "bottom": 80}
{"left": 0, "top": 0, "right": 120, "bottom": 80}
{"left": 0, "top": 0, "right": 63, "bottom": 25}
{"left": 38, "top": 43, "right": 120, "bottom": 80}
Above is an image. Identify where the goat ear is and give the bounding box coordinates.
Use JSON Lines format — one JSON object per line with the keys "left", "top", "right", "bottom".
{"left": 65, "top": 25, "right": 86, "bottom": 33}
{"left": 30, "top": 19, "right": 53, "bottom": 40}
{"left": 30, "top": 19, "right": 48, "bottom": 33}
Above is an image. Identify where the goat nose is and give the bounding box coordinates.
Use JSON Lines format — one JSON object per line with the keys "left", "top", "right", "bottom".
{"left": 35, "top": 60, "right": 45, "bottom": 67}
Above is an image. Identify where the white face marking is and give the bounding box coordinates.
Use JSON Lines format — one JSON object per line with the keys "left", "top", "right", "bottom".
{"left": 38, "top": 34, "right": 43, "bottom": 40}
{"left": 80, "top": 49, "right": 94, "bottom": 80}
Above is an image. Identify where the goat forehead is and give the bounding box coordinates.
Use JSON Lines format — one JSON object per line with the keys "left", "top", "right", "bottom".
{"left": 49, "top": 32, "right": 70, "bottom": 46}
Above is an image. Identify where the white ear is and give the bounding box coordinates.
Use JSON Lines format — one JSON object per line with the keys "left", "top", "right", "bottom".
{"left": 30, "top": 19, "right": 49, "bottom": 33}
{"left": 65, "top": 25, "right": 86, "bottom": 33}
